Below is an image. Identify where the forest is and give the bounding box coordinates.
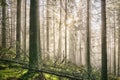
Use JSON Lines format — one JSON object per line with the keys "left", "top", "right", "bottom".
{"left": 0, "top": 0, "right": 120, "bottom": 80}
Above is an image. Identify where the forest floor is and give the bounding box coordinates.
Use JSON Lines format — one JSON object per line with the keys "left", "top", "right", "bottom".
{"left": 0, "top": 61, "right": 68, "bottom": 80}
{"left": 0, "top": 61, "right": 120, "bottom": 80}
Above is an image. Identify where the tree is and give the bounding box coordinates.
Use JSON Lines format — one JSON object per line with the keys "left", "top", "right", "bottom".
{"left": 1, "top": 0, "right": 6, "bottom": 48}
{"left": 16, "top": 0, "right": 21, "bottom": 59}
{"left": 118, "top": 7, "right": 120, "bottom": 76}
{"left": 20, "top": 0, "right": 41, "bottom": 79}
{"left": 113, "top": 10, "right": 116, "bottom": 75}
{"left": 101, "top": 0, "right": 108, "bottom": 80}
{"left": 86, "top": 0, "right": 92, "bottom": 76}
{"left": 42, "top": 0, "right": 45, "bottom": 59}
{"left": 65, "top": 0, "right": 68, "bottom": 63}
{"left": 29, "top": 0, "right": 41, "bottom": 69}
{"left": 52, "top": 0, "right": 56, "bottom": 60}
{"left": 10, "top": 0, "right": 13, "bottom": 47}
{"left": 23, "top": 0, "right": 27, "bottom": 60}
{"left": 79, "top": 33, "right": 82, "bottom": 65}
{"left": 46, "top": 0, "right": 50, "bottom": 52}
{"left": 58, "top": 0, "right": 62, "bottom": 61}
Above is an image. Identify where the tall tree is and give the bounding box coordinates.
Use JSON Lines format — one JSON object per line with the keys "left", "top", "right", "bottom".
{"left": 1, "top": 0, "right": 6, "bottom": 48}
{"left": 10, "top": 0, "right": 13, "bottom": 47}
{"left": 23, "top": 0, "right": 27, "bottom": 60}
{"left": 16, "top": 0, "right": 22, "bottom": 59}
{"left": 29, "top": 0, "right": 41, "bottom": 69}
{"left": 65, "top": 0, "right": 68, "bottom": 63}
{"left": 46, "top": 0, "right": 50, "bottom": 52}
{"left": 118, "top": 28, "right": 120, "bottom": 76}
{"left": 58, "top": 0, "right": 62, "bottom": 61}
{"left": 113, "top": 10, "right": 116, "bottom": 75}
{"left": 118, "top": 8, "right": 120, "bottom": 76}
{"left": 53, "top": 0, "right": 56, "bottom": 60}
{"left": 101, "top": 0, "right": 108, "bottom": 80}
{"left": 86, "top": 0, "right": 92, "bottom": 77}
{"left": 42, "top": 0, "right": 45, "bottom": 58}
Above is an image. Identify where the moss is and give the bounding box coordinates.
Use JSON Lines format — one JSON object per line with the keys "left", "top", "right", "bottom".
{"left": 0, "top": 66, "right": 27, "bottom": 80}
{"left": 45, "top": 73, "right": 59, "bottom": 80}
{"left": 19, "top": 71, "right": 40, "bottom": 80}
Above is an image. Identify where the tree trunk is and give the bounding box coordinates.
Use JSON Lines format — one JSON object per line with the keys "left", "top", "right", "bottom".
{"left": 118, "top": 12, "right": 120, "bottom": 77}
{"left": 46, "top": 0, "right": 50, "bottom": 52}
{"left": 86, "top": 0, "right": 92, "bottom": 77}
{"left": 58, "top": 0, "right": 62, "bottom": 61}
{"left": 79, "top": 32, "right": 82, "bottom": 65}
{"left": 101, "top": 0, "right": 108, "bottom": 80}
{"left": 2, "top": 0, "right": 6, "bottom": 48}
{"left": 23, "top": 0, "right": 27, "bottom": 60}
{"left": 16, "top": 0, "right": 22, "bottom": 59}
{"left": 118, "top": 28, "right": 120, "bottom": 76}
{"left": 65, "top": 0, "right": 68, "bottom": 63}
{"left": 52, "top": 0, "right": 56, "bottom": 61}
{"left": 113, "top": 10, "right": 116, "bottom": 75}
{"left": 7, "top": 5, "right": 11, "bottom": 47}
{"left": 42, "top": 1, "right": 45, "bottom": 59}
{"left": 10, "top": 1, "right": 13, "bottom": 47}
{"left": 29, "top": 0, "right": 41, "bottom": 69}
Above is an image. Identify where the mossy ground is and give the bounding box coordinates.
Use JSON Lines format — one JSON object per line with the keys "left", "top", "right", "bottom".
{"left": 0, "top": 62, "right": 68, "bottom": 80}
{"left": 0, "top": 66, "right": 27, "bottom": 80}
{"left": 0, "top": 62, "right": 120, "bottom": 80}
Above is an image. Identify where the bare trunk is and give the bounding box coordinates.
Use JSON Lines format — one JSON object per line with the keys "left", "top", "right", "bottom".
{"left": 101, "top": 0, "right": 108, "bottom": 80}
{"left": 79, "top": 33, "right": 82, "bottom": 65}
{"left": 118, "top": 14, "right": 120, "bottom": 76}
{"left": 10, "top": 2, "right": 13, "bottom": 47}
{"left": 86, "top": 0, "right": 92, "bottom": 76}
{"left": 23, "top": 0, "right": 27, "bottom": 60}
{"left": 113, "top": 10, "right": 116, "bottom": 75}
{"left": 46, "top": 0, "right": 50, "bottom": 52}
{"left": 58, "top": 0, "right": 62, "bottom": 61}
{"left": 2, "top": 0, "right": 6, "bottom": 48}
{"left": 53, "top": 0, "right": 56, "bottom": 61}
{"left": 65, "top": 0, "right": 68, "bottom": 63}
{"left": 42, "top": 1, "right": 45, "bottom": 59}
{"left": 16, "top": 0, "right": 22, "bottom": 59}
{"left": 29, "top": 0, "right": 41, "bottom": 69}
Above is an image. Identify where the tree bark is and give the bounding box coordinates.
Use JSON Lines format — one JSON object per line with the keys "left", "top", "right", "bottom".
{"left": 113, "top": 10, "right": 116, "bottom": 75}
{"left": 23, "top": 0, "right": 27, "bottom": 60}
{"left": 10, "top": 1, "right": 13, "bottom": 47}
{"left": 86, "top": 0, "right": 92, "bottom": 77}
{"left": 118, "top": 11, "right": 120, "bottom": 76}
{"left": 46, "top": 0, "right": 50, "bottom": 52}
{"left": 65, "top": 0, "right": 68, "bottom": 63}
{"left": 53, "top": 0, "right": 56, "bottom": 61}
{"left": 29, "top": 0, "right": 41, "bottom": 69}
{"left": 79, "top": 33, "right": 82, "bottom": 65}
{"left": 58, "top": 0, "right": 62, "bottom": 61}
{"left": 2, "top": 0, "right": 6, "bottom": 48}
{"left": 42, "top": 1, "right": 45, "bottom": 59}
{"left": 101, "top": 0, "right": 108, "bottom": 80}
{"left": 16, "top": 0, "right": 22, "bottom": 59}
